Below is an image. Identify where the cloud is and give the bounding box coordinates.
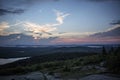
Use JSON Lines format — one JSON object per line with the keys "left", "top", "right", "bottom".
{"left": 0, "top": 10, "right": 69, "bottom": 39}
{"left": 0, "top": 0, "right": 59, "bottom": 16}
{"left": 53, "top": 32, "right": 94, "bottom": 39}
{"left": 55, "top": 10, "right": 70, "bottom": 24}
{"left": 105, "top": 20, "right": 120, "bottom": 32}
{"left": 10, "top": 35, "right": 21, "bottom": 41}
{"left": 24, "top": 22, "right": 57, "bottom": 33}
{"left": 106, "top": 24, "right": 120, "bottom": 32}
{"left": 0, "top": 19, "right": 120, "bottom": 45}
{"left": 0, "top": 22, "right": 9, "bottom": 31}
{"left": 0, "top": 21, "right": 22, "bottom": 36}
{"left": 52, "top": 36, "right": 120, "bottom": 45}
{"left": 23, "top": 22, "right": 57, "bottom": 39}
{"left": 110, "top": 20, "right": 120, "bottom": 25}
{"left": 0, "top": 22, "right": 11, "bottom": 36}
{"left": 22, "top": 10, "right": 69, "bottom": 39}
{"left": 0, "top": 16, "right": 119, "bottom": 44}
{"left": 0, "top": 8, "right": 24, "bottom": 16}
{"left": 91, "top": 24, "right": 120, "bottom": 37}
{"left": 87, "top": 25, "right": 120, "bottom": 43}
{"left": 52, "top": 24, "right": 120, "bottom": 44}
{"left": 0, "top": 34, "right": 57, "bottom": 45}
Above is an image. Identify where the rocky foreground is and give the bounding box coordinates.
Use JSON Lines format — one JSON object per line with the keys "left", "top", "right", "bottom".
{"left": 0, "top": 72, "right": 120, "bottom": 80}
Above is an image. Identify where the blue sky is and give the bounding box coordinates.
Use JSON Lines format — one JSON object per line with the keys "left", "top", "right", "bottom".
{"left": 0, "top": 0, "right": 120, "bottom": 45}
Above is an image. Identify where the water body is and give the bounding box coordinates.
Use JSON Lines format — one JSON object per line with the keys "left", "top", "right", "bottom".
{"left": 0, "top": 57, "right": 29, "bottom": 65}
{"left": 87, "top": 46, "right": 102, "bottom": 48}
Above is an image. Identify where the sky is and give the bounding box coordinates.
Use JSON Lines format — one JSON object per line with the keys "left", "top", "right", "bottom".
{"left": 0, "top": 0, "right": 120, "bottom": 46}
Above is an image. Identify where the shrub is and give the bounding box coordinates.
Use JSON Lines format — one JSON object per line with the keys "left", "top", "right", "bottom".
{"left": 105, "top": 47, "right": 120, "bottom": 74}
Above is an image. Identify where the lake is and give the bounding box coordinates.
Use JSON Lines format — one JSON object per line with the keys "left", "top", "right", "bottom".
{"left": 0, "top": 57, "right": 29, "bottom": 65}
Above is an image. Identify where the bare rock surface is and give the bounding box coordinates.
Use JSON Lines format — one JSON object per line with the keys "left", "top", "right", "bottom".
{"left": 80, "top": 74, "right": 120, "bottom": 80}
{"left": 0, "top": 72, "right": 120, "bottom": 80}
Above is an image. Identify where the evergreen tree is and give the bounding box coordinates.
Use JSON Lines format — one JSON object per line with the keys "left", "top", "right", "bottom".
{"left": 102, "top": 46, "right": 107, "bottom": 55}
{"left": 109, "top": 47, "right": 114, "bottom": 54}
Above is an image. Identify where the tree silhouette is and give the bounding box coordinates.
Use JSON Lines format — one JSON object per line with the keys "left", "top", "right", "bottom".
{"left": 102, "top": 46, "right": 107, "bottom": 55}
{"left": 109, "top": 47, "right": 114, "bottom": 54}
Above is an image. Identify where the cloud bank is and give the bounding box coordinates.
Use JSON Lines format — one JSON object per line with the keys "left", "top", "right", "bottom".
{"left": 52, "top": 24, "right": 120, "bottom": 44}
{"left": 0, "top": 17, "right": 120, "bottom": 45}
{"left": 0, "top": 16, "right": 120, "bottom": 45}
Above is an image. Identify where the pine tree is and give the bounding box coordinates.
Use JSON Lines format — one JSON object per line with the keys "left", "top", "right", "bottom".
{"left": 102, "top": 46, "right": 107, "bottom": 55}
{"left": 109, "top": 47, "right": 114, "bottom": 54}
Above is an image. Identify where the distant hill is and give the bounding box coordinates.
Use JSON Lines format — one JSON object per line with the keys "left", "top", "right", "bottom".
{"left": 0, "top": 46, "right": 102, "bottom": 58}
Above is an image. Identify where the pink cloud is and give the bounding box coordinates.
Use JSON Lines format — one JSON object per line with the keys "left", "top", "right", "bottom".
{"left": 51, "top": 36, "right": 120, "bottom": 44}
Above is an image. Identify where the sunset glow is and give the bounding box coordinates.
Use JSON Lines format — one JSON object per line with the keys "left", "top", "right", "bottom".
{"left": 0, "top": 0, "right": 120, "bottom": 45}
